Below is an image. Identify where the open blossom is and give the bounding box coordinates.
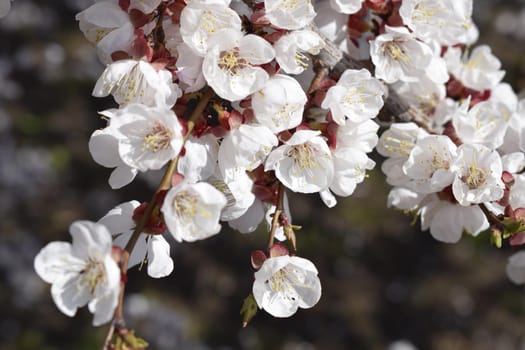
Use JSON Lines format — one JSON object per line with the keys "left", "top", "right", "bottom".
{"left": 444, "top": 45, "right": 505, "bottom": 91}
{"left": 370, "top": 26, "right": 433, "bottom": 84}
{"left": 453, "top": 100, "right": 510, "bottom": 150}
{"left": 161, "top": 181, "right": 227, "bottom": 242}
{"left": 203, "top": 29, "right": 275, "bottom": 101}
{"left": 93, "top": 59, "right": 182, "bottom": 107}
{"left": 75, "top": 1, "right": 134, "bottom": 64}
{"left": 218, "top": 124, "right": 278, "bottom": 175}
{"left": 274, "top": 29, "right": 325, "bottom": 75}
{"left": 97, "top": 103, "right": 184, "bottom": 172}
{"left": 177, "top": 134, "right": 219, "bottom": 183}
{"left": 399, "top": 0, "right": 476, "bottom": 46}
{"left": 175, "top": 43, "right": 206, "bottom": 93}
{"left": 321, "top": 68, "right": 385, "bottom": 125}
{"left": 265, "top": 130, "right": 334, "bottom": 193}
{"left": 420, "top": 196, "right": 489, "bottom": 243}
{"left": 264, "top": 0, "right": 316, "bottom": 30}
{"left": 34, "top": 221, "right": 120, "bottom": 326}
{"left": 253, "top": 253, "right": 321, "bottom": 317}
{"left": 451, "top": 144, "right": 504, "bottom": 206}
{"left": 208, "top": 168, "right": 256, "bottom": 221}
{"left": 402, "top": 135, "right": 457, "bottom": 194}
{"left": 98, "top": 201, "right": 173, "bottom": 278}
{"left": 252, "top": 74, "right": 307, "bottom": 133}
{"left": 180, "top": 0, "right": 242, "bottom": 56}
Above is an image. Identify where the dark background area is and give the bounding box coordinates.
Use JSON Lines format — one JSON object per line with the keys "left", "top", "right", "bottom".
{"left": 1, "top": 0, "right": 525, "bottom": 349}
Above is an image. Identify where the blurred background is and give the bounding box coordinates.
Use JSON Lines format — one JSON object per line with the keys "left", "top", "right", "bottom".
{"left": 1, "top": 0, "right": 525, "bottom": 349}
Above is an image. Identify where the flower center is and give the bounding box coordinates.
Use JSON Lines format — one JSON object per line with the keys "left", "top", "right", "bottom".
{"left": 287, "top": 143, "right": 318, "bottom": 170}
{"left": 461, "top": 164, "right": 487, "bottom": 189}
{"left": 80, "top": 258, "right": 106, "bottom": 294}
{"left": 218, "top": 49, "right": 249, "bottom": 75}
{"left": 384, "top": 42, "right": 411, "bottom": 63}
{"left": 173, "top": 190, "right": 199, "bottom": 219}
{"left": 143, "top": 121, "right": 173, "bottom": 153}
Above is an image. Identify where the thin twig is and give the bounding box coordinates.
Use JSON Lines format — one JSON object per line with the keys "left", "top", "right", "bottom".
{"left": 268, "top": 183, "right": 284, "bottom": 249}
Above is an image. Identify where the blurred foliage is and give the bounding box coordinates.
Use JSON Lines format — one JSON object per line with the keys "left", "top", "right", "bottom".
{"left": 1, "top": 0, "right": 525, "bottom": 350}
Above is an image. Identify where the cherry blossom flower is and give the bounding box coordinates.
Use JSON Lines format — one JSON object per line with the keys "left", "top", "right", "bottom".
{"left": 177, "top": 134, "right": 219, "bottom": 183}
{"left": 274, "top": 29, "right": 325, "bottom": 75}
{"left": 180, "top": 0, "right": 242, "bottom": 56}
{"left": 218, "top": 124, "right": 278, "bottom": 175}
{"left": 98, "top": 201, "right": 173, "bottom": 279}
{"left": 93, "top": 59, "right": 182, "bottom": 107}
{"left": 264, "top": 0, "right": 316, "bottom": 30}
{"left": 402, "top": 135, "right": 457, "bottom": 194}
{"left": 98, "top": 103, "right": 184, "bottom": 172}
{"left": 444, "top": 45, "right": 505, "bottom": 91}
{"left": 75, "top": 1, "right": 134, "bottom": 64}
{"left": 34, "top": 221, "right": 120, "bottom": 326}
{"left": 253, "top": 253, "right": 321, "bottom": 317}
{"left": 452, "top": 100, "right": 510, "bottom": 150}
{"left": 321, "top": 68, "right": 385, "bottom": 125}
{"left": 161, "top": 181, "right": 227, "bottom": 242}
{"left": 420, "top": 196, "right": 489, "bottom": 243}
{"left": 370, "top": 26, "right": 434, "bottom": 84}
{"left": 203, "top": 29, "right": 275, "bottom": 101}
{"left": 399, "top": 0, "right": 476, "bottom": 46}
{"left": 451, "top": 144, "right": 504, "bottom": 206}
{"left": 252, "top": 74, "right": 307, "bottom": 133}
{"left": 265, "top": 130, "right": 334, "bottom": 193}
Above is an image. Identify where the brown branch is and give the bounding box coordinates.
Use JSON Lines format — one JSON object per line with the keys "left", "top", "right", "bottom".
{"left": 103, "top": 87, "right": 215, "bottom": 349}
{"left": 308, "top": 24, "right": 435, "bottom": 132}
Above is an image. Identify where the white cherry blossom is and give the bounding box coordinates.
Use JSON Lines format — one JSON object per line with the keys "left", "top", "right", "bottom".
{"left": 370, "top": 26, "right": 433, "bottom": 84}
{"left": 93, "top": 59, "right": 182, "bottom": 107}
{"left": 203, "top": 29, "right": 275, "bottom": 101}
{"left": 265, "top": 130, "right": 334, "bottom": 193}
{"left": 453, "top": 100, "right": 510, "bottom": 150}
{"left": 177, "top": 134, "right": 219, "bottom": 183}
{"left": 451, "top": 144, "right": 504, "bottom": 206}
{"left": 161, "top": 181, "right": 227, "bottom": 242}
{"left": 264, "top": 0, "right": 316, "bottom": 30}
{"left": 175, "top": 43, "right": 206, "bottom": 93}
{"left": 253, "top": 255, "right": 321, "bottom": 317}
{"left": 252, "top": 74, "right": 307, "bottom": 133}
{"left": 99, "top": 103, "right": 184, "bottom": 172}
{"left": 403, "top": 135, "right": 457, "bottom": 194}
{"left": 377, "top": 122, "right": 427, "bottom": 159}
{"left": 399, "top": 0, "right": 476, "bottom": 46}
{"left": 218, "top": 124, "right": 278, "bottom": 174}
{"left": 444, "top": 45, "right": 505, "bottom": 91}
{"left": 208, "top": 168, "right": 256, "bottom": 221}
{"left": 75, "top": 1, "right": 134, "bottom": 64}
{"left": 274, "top": 29, "right": 325, "bottom": 75}
{"left": 420, "top": 196, "right": 489, "bottom": 243}
{"left": 321, "top": 68, "right": 385, "bottom": 125}
{"left": 34, "top": 221, "right": 120, "bottom": 326}
{"left": 180, "top": 0, "right": 242, "bottom": 56}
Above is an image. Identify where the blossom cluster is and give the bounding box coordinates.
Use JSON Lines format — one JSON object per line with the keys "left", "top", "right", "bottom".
{"left": 28, "top": 0, "right": 525, "bottom": 343}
